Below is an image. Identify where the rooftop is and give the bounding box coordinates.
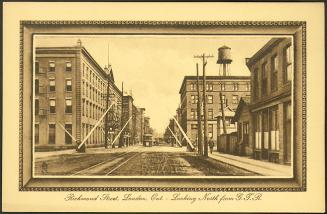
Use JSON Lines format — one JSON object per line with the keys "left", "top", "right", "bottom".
{"left": 179, "top": 75, "right": 250, "bottom": 94}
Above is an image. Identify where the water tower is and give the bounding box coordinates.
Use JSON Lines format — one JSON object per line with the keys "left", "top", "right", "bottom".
{"left": 217, "top": 45, "right": 232, "bottom": 76}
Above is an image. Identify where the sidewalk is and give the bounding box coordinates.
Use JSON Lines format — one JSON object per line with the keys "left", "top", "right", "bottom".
{"left": 209, "top": 151, "right": 292, "bottom": 176}
{"left": 34, "top": 144, "right": 142, "bottom": 159}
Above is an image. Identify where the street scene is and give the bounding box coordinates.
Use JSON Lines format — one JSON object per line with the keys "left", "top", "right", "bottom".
{"left": 33, "top": 35, "right": 293, "bottom": 177}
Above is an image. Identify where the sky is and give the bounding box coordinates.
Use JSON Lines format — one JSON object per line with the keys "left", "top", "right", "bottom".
{"left": 35, "top": 35, "right": 273, "bottom": 134}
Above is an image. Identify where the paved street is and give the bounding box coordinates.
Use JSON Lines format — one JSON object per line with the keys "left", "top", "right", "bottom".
{"left": 34, "top": 144, "right": 256, "bottom": 176}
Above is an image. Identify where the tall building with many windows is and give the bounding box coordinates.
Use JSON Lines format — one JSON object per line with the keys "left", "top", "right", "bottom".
{"left": 34, "top": 41, "right": 122, "bottom": 151}
{"left": 179, "top": 76, "right": 251, "bottom": 145}
{"left": 246, "top": 37, "right": 292, "bottom": 164}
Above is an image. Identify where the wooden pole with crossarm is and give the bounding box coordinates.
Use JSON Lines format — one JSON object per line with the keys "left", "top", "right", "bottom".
{"left": 194, "top": 53, "right": 213, "bottom": 157}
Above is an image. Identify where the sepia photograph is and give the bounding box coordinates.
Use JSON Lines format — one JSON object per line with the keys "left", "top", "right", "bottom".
{"left": 3, "top": 2, "right": 325, "bottom": 213}
{"left": 33, "top": 35, "right": 293, "bottom": 178}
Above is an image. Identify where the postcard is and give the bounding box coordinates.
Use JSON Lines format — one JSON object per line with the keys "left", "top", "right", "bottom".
{"left": 2, "top": 2, "right": 325, "bottom": 212}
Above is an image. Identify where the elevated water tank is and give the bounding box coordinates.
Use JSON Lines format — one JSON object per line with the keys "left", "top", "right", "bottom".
{"left": 217, "top": 45, "right": 232, "bottom": 64}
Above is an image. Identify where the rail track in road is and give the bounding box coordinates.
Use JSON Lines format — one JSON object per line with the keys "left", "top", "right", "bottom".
{"left": 71, "top": 147, "right": 140, "bottom": 176}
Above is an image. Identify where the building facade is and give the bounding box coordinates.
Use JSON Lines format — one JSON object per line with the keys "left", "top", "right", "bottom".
{"left": 179, "top": 76, "right": 251, "bottom": 145}
{"left": 232, "top": 97, "right": 252, "bottom": 156}
{"left": 246, "top": 38, "right": 292, "bottom": 164}
{"left": 121, "top": 95, "right": 134, "bottom": 147}
{"left": 34, "top": 41, "right": 123, "bottom": 151}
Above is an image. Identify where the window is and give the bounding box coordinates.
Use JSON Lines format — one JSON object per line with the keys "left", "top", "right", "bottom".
{"left": 190, "top": 83, "right": 196, "bottom": 91}
{"left": 208, "top": 124, "right": 213, "bottom": 138}
{"left": 35, "top": 124, "right": 39, "bottom": 144}
{"left": 82, "top": 64, "right": 85, "bottom": 77}
{"left": 66, "top": 62, "right": 72, "bottom": 71}
{"left": 224, "top": 118, "right": 230, "bottom": 127}
{"left": 35, "top": 79, "right": 39, "bottom": 94}
{"left": 254, "top": 113, "right": 262, "bottom": 149}
{"left": 48, "top": 124, "right": 56, "bottom": 144}
{"left": 246, "top": 82, "right": 250, "bottom": 91}
{"left": 82, "top": 100, "right": 85, "bottom": 116}
{"left": 49, "top": 78, "right": 55, "bottom": 92}
{"left": 49, "top": 61, "right": 55, "bottom": 72}
{"left": 261, "top": 62, "right": 268, "bottom": 96}
{"left": 191, "top": 124, "right": 198, "bottom": 129}
{"left": 221, "top": 95, "right": 225, "bottom": 104}
{"left": 243, "top": 123, "right": 249, "bottom": 135}
{"left": 49, "top": 99, "right": 56, "bottom": 113}
{"left": 86, "top": 67, "right": 89, "bottom": 79}
{"left": 86, "top": 101, "right": 89, "bottom": 117}
{"left": 206, "top": 83, "right": 213, "bottom": 91}
{"left": 35, "top": 99, "right": 39, "bottom": 115}
{"left": 271, "top": 55, "right": 278, "bottom": 91}
{"left": 65, "top": 98, "right": 72, "bottom": 113}
{"left": 86, "top": 83, "right": 89, "bottom": 97}
{"left": 82, "top": 81, "right": 85, "bottom": 95}
{"left": 270, "top": 107, "right": 279, "bottom": 150}
{"left": 207, "top": 95, "right": 213, "bottom": 104}
{"left": 284, "top": 45, "right": 292, "bottom": 82}
{"left": 221, "top": 83, "right": 225, "bottom": 91}
{"left": 191, "top": 95, "right": 198, "bottom": 104}
{"left": 254, "top": 68, "right": 259, "bottom": 99}
{"left": 66, "top": 79, "right": 72, "bottom": 91}
{"left": 65, "top": 124, "right": 73, "bottom": 144}
{"left": 35, "top": 61, "right": 39, "bottom": 74}
{"left": 262, "top": 110, "right": 269, "bottom": 149}
{"left": 90, "top": 103, "right": 93, "bottom": 118}
{"left": 232, "top": 95, "right": 238, "bottom": 104}
{"left": 233, "top": 83, "right": 239, "bottom": 91}
{"left": 208, "top": 109, "right": 213, "bottom": 119}
{"left": 190, "top": 109, "right": 197, "bottom": 120}
{"left": 93, "top": 104, "right": 96, "bottom": 119}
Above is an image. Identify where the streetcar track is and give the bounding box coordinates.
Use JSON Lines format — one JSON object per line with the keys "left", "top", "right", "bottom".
{"left": 106, "top": 152, "right": 141, "bottom": 175}
{"left": 72, "top": 148, "right": 139, "bottom": 176}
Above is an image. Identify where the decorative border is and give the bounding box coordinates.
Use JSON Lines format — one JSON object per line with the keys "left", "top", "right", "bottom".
{"left": 19, "top": 20, "right": 306, "bottom": 192}
{"left": 20, "top": 20, "right": 305, "bottom": 26}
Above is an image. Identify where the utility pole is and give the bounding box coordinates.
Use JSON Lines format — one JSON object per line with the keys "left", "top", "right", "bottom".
{"left": 196, "top": 63, "right": 203, "bottom": 155}
{"left": 194, "top": 53, "right": 213, "bottom": 157}
{"left": 219, "top": 92, "right": 227, "bottom": 134}
{"left": 104, "top": 44, "right": 110, "bottom": 149}
{"left": 119, "top": 81, "right": 124, "bottom": 148}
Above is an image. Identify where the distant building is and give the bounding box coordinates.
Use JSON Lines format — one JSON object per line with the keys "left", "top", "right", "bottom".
{"left": 246, "top": 37, "right": 292, "bottom": 164}
{"left": 216, "top": 106, "right": 237, "bottom": 135}
{"left": 232, "top": 97, "right": 252, "bottom": 156}
{"left": 121, "top": 95, "right": 134, "bottom": 147}
{"left": 135, "top": 107, "right": 146, "bottom": 144}
{"left": 34, "top": 41, "right": 123, "bottom": 151}
{"left": 179, "top": 76, "right": 251, "bottom": 145}
{"left": 143, "top": 117, "right": 152, "bottom": 135}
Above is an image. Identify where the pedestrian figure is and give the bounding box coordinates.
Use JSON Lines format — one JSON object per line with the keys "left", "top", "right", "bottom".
{"left": 208, "top": 137, "right": 214, "bottom": 154}
{"left": 41, "top": 161, "right": 48, "bottom": 175}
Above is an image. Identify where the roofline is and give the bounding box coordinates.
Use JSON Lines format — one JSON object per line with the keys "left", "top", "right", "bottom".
{"left": 36, "top": 46, "right": 107, "bottom": 78}
{"left": 179, "top": 75, "right": 251, "bottom": 94}
{"left": 245, "top": 38, "right": 286, "bottom": 68}
{"left": 232, "top": 97, "right": 250, "bottom": 123}
{"left": 36, "top": 46, "right": 122, "bottom": 94}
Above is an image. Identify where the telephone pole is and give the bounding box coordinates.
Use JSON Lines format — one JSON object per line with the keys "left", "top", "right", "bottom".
{"left": 104, "top": 44, "right": 111, "bottom": 149}
{"left": 194, "top": 53, "right": 213, "bottom": 157}
{"left": 119, "top": 81, "right": 124, "bottom": 148}
{"left": 196, "top": 63, "right": 203, "bottom": 155}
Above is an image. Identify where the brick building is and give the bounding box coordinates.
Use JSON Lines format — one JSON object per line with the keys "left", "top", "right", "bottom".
{"left": 120, "top": 95, "right": 134, "bottom": 147}
{"left": 246, "top": 37, "right": 292, "bottom": 164}
{"left": 135, "top": 107, "right": 146, "bottom": 144}
{"left": 34, "top": 41, "right": 123, "bottom": 151}
{"left": 179, "top": 76, "right": 251, "bottom": 145}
